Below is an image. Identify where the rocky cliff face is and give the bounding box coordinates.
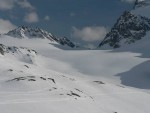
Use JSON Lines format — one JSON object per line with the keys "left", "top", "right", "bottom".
{"left": 99, "top": 0, "right": 150, "bottom": 48}
{"left": 99, "top": 11, "right": 150, "bottom": 48}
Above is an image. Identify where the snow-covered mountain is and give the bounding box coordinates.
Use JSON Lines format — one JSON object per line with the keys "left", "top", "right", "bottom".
{"left": 6, "top": 26, "right": 76, "bottom": 48}
{"left": 0, "top": 1, "right": 150, "bottom": 113}
{"left": 0, "top": 34, "right": 150, "bottom": 113}
{"left": 99, "top": 0, "right": 150, "bottom": 48}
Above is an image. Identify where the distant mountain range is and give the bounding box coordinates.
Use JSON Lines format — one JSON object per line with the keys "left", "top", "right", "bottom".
{"left": 1, "top": 0, "right": 150, "bottom": 50}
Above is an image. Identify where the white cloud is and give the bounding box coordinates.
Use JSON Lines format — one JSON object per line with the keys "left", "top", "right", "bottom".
{"left": 72, "top": 26, "right": 108, "bottom": 42}
{"left": 0, "top": 19, "right": 16, "bottom": 34}
{"left": 0, "top": 0, "right": 15, "bottom": 10}
{"left": 0, "top": 0, "right": 39, "bottom": 23}
{"left": 44, "top": 16, "right": 50, "bottom": 21}
{"left": 0, "top": 0, "right": 34, "bottom": 10}
{"left": 24, "top": 12, "right": 39, "bottom": 23}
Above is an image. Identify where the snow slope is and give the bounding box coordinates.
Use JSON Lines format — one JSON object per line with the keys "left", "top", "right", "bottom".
{"left": 131, "top": 0, "right": 150, "bottom": 18}
{"left": 0, "top": 32, "right": 150, "bottom": 113}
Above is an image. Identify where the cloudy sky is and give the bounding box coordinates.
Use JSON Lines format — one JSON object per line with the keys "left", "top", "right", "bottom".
{"left": 0, "top": 0, "right": 136, "bottom": 46}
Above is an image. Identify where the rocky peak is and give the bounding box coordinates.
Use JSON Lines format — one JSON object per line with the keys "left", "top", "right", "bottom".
{"left": 99, "top": 11, "right": 150, "bottom": 48}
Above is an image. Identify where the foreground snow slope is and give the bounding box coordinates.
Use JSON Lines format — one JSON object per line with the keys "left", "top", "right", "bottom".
{"left": 0, "top": 35, "right": 150, "bottom": 113}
